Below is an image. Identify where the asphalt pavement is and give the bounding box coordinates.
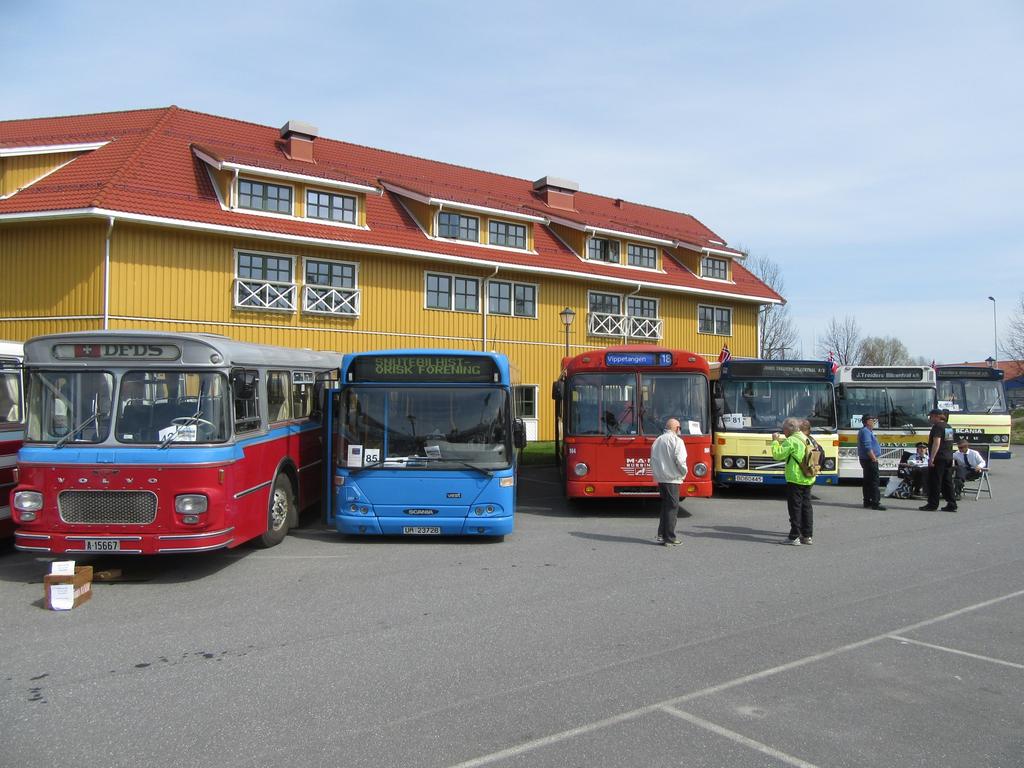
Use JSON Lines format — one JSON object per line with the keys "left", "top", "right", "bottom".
{"left": 1, "top": 459, "right": 1022, "bottom": 768}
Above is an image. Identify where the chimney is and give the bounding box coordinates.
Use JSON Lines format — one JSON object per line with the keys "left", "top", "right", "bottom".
{"left": 533, "top": 176, "right": 579, "bottom": 211}
{"left": 280, "top": 120, "right": 319, "bottom": 163}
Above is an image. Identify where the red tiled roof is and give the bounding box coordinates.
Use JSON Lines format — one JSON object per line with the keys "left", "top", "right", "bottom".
{"left": 0, "top": 106, "right": 782, "bottom": 303}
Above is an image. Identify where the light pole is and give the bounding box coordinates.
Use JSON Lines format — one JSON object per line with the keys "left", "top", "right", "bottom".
{"left": 988, "top": 296, "right": 997, "bottom": 364}
{"left": 559, "top": 306, "right": 576, "bottom": 359}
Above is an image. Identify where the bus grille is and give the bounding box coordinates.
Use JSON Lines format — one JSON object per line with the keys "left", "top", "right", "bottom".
{"left": 747, "top": 456, "right": 784, "bottom": 470}
{"left": 614, "top": 486, "right": 659, "bottom": 496}
{"left": 58, "top": 491, "right": 158, "bottom": 525}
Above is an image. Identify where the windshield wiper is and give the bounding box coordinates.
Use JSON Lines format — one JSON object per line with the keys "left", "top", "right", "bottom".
{"left": 55, "top": 411, "right": 101, "bottom": 448}
{"left": 160, "top": 388, "right": 207, "bottom": 448}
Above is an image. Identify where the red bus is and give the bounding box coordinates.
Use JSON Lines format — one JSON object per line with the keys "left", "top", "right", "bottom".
{"left": 11, "top": 331, "right": 341, "bottom": 554}
{"left": 552, "top": 345, "right": 712, "bottom": 500}
{"left": 0, "top": 341, "right": 24, "bottom": 539}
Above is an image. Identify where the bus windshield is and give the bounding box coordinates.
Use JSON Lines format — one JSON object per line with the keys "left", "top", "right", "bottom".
{"left": 568, "top": 373, "right": 637, "bottom": 436}
{"left": 838, "top": 386, "right": 934, "bottom": 429}
{"left": 719, "top": 380, "right": 836, "bottom": 432}
{"left": 342, "top": 386, "right": 512, "bottom": 469}
{"left": 938, "top": 379, "right": 1007, "bottom": 414}
{"left": 640, "top": 373, "right": 709, "bottom": 435}
{"left": 26, "top": 370, "right": 114, "bottom": 443}
{"left": 115, "top": 370, "right": 230, "bottom": 444}
{"left": 0, "top": 369, "right": 20, "bottom": 424}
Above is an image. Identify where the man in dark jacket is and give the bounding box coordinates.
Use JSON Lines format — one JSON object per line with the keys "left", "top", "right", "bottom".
{"left": 921, "top": 408, "right": 957, "bottom": 511}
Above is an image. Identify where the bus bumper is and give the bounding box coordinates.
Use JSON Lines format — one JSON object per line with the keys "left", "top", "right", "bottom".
{"left": 565, "top": 479, "right": 713, "bottom": 499}
{"left": 716, "top": 473, "right": 838, "bottom": 487}
{"left": 989, "top": 449, "right": 1012, "bottom": 459}
{"left": 13, "top": 526, "right": 236, "bottom": 554}
{"left": 334, "top": 514, "right": 513, "bottom": 537}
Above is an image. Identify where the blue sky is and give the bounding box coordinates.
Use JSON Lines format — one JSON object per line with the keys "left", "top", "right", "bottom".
{"left": 3, "top": 1, "right": 1021, "bottom": 363}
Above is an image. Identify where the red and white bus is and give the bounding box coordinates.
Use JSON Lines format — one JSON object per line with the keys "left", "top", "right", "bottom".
{"left": 552, "top": 345, "right": 713, "bottom": 500}
{"left": 11, "top": 331, "right": 341, "bottom": 554}
{"left": 0, "top": 341, "right": 25, "bottom": 539}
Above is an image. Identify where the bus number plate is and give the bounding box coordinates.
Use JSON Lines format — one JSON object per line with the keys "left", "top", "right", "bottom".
{"left": 83, "top": 539, "right": 121, "bottom": 552}
{"left": 733, "top": 475, "right": 763, "bottom": 483}
{"left": 402, "top": 526, "right": 441, "bottom": 535}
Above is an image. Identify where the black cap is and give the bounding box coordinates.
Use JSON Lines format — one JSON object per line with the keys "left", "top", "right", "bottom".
{"left": 861, "top": 413, "right": 875, "bottom": 421}
{"left": 928, "top": 407, "right": 943, "bottom": 416}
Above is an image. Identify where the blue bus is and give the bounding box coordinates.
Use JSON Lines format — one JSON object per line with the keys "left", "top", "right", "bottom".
{"left": 327, "top": 350, "right": 526, "bottom": 538}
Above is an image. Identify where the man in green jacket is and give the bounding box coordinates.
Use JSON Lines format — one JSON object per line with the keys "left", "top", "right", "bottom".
{"left": 771, "top": 417, "right": 815, "bottom": 545}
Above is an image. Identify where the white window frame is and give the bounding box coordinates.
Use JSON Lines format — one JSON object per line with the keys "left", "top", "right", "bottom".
{"left": 700, "top": 255, "right": 729, "bottom": 281}
{"left": 233, "top": 249, "right": 296, "bottom": 313}
{"left": 236, "top": 176, "right": 295, "bottom": 216}
{"left": 302, "top": 257, "right": 361, "bottom": 317}
{"left": 587, "top": 236, "right": 621, "bottom": 264}
{"left": 305, "top": 187, "right": 359, "bottom": 225}
{"left": 487, "top": 218, "right": 529, "bottom": 250}
{"left": 698, "top": 304, "right": 733, "bottom": 336}
{"left": 513, "top": 385, "right": 538, "bottom": 419}
{"left": 486, "top": 279, "right": 539, "bottom": 319}
{"left": 626, "top": 242, "right": 658, "bottom": 269}
{"left": 423, "top": 271, "right": 480, "bottom": 314}
{"left": 436, "top": 211, "right": 481, "bottom": 242}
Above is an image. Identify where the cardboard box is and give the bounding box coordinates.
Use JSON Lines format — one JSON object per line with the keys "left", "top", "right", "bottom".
{"left": 44, "top": 565, "right": 93, "bottom": 610}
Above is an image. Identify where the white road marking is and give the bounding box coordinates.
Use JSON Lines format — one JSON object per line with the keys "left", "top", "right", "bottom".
{"left": 887, "top": 635, "right": 1024, "bottom": 670}
{"left": 660, "top": 705, "right": 822, "bottom": 768}
{"left": 445, "top": 587, "right": 1024, "bottom": 768}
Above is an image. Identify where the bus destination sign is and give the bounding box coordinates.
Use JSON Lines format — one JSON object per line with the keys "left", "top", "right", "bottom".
{"left": 605, "top": 352, "right": 673, "bottom": 367}
{"left": 851, "top": 367, "right": 924, "bottom": 382}
{"left": 53, "top": 343, "right": 181, "bottom": 361}
{"left": 350, "top": 355, "right": 499, "bottom": 383}
{"left": 725, "top": 361, "right": 831, "bottom": 379}
{"left": 937, "top": 366, "right": 1003, "bottom": 380}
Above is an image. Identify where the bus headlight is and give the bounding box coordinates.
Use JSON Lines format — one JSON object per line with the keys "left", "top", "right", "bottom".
{"left": 692, "top": 463, "right": 708, "bottom": 477}
{"left": 573, "top": 463, "right": 589, "bottom": 477}
{"left": 723, "top": 457, "right": 734, "bottom": 469}
{"left": 823, "top": 458, "right": 836, "bottom": 471}
{"left": 175, "top": 494, "right": 208, "bottom": 514}
{"left": 735, "top": 457, "right": 747, "bottom": 469}
{"left": 13, "top": 491, "right": 43, "bottom": 512}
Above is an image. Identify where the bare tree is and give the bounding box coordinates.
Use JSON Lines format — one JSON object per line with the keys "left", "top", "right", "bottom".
{"left": 747, "top": 252, "right": 798, "bottom": 360}
{"left": 1004, "top": 293, "right": 1024, "bottom": 378}
{"left": 859, "top": 336, "right": 912, "bottom": 365}
{"left": 816, "top": 315, "right": 863, "bottom": 365}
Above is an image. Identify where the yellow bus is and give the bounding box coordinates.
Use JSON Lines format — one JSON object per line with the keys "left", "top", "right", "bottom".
{"left": 711, "top": 360, "right": 839, "bottom": 487}
{"left": 936, "top": 366, "right": 1011, "bottom": 460}
{"left": 835, "top": 366, "right": 936, "bottom": 479}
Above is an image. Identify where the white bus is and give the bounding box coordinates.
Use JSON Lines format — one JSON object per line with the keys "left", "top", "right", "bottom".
{"left": 835, "top": 366, "right": 936, "bottom": 479}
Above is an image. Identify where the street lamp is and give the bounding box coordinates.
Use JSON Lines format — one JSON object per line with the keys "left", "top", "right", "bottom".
{"left": 559, "top": 306, "right": 576, "bottom": 359}
{"left": 987, "top": 296, "right": 997, "bottom": 364}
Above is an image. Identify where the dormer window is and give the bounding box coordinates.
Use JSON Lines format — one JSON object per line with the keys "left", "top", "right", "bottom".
{"left": 488, "top": 220, "right": 527, "bottom": 249}
{"left": 588, "top": 237, "right": 619, "bottom": 264}
{"left": 701, "top": 255, "right": 728, "bottom": 280}
{"left": 238, "top": 178, "right": 292, "bottom": 214}
{"left": 438, "top": 212, "right": 479, "bottom": 242}
{"left": 306, "top": 189, "right": 357, "bottom": 224}
{"left": 627, "top": 243, "right": 657, "bottom": 269}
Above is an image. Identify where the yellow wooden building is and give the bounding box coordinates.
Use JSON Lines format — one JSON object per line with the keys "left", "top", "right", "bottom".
{"left": 0, "top": 107, "right": 781, "bottom": 440}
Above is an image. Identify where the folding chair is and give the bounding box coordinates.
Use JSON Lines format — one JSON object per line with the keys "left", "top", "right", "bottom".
{"left": 960, "top": 469, "right": 993, "bottom": 501}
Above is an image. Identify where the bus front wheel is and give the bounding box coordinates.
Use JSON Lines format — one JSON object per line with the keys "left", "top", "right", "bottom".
{"left": 257, "top": 474, "right": 294, "bottom": 548}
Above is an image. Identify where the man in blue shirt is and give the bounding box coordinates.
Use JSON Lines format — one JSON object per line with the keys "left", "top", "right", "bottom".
{"left": 858, "top": 413, "right": 886, "bottom": 510}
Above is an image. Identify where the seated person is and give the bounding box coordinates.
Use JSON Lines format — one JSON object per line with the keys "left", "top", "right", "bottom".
{"left": 953, "top": 439, "right": 986, "bottom": 483}
{"left": 904, "top": 442, "right": 929, "bottom": 495}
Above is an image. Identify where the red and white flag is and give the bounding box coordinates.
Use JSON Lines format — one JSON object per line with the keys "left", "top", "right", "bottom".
{"left": 827, "top": 350, "right": 838, "bottom": 373}
{"left": 718, "top": 345, "right": 731, "bottom": 364}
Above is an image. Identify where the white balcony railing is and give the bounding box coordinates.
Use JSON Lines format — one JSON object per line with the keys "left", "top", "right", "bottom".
{"left": 588, "top": 312, "right": 663, "bottom": 340}
{"left": 234, "top": 279, "right": 296, "bottom": 312}
{"left": 303, "top": 285, "right": 360, "bottom": 316}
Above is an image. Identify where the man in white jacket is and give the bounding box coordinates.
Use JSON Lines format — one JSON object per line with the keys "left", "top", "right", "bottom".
{"left": 650, "top": 418, "right": 688, "bottom": 546}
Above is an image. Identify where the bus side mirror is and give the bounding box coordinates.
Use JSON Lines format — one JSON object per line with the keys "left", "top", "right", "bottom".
{"left": 713, "top": 396, "right": 726, "bottom": 416}
{"left": 551, "top": 381, "right": 562, "bottom": 401}
{"left": 513, "top": 418, "right": 527, "bottom": 450}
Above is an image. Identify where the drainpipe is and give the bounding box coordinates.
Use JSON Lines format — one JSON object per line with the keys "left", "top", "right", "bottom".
{"left": 103, "top": 216, "right": 115, "bottom": 330}
{"left": 482, "top": 266, "right": 499, "bottom": 351}
{"left": 624, "top": 283, "right": 641, "bottom": 344}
